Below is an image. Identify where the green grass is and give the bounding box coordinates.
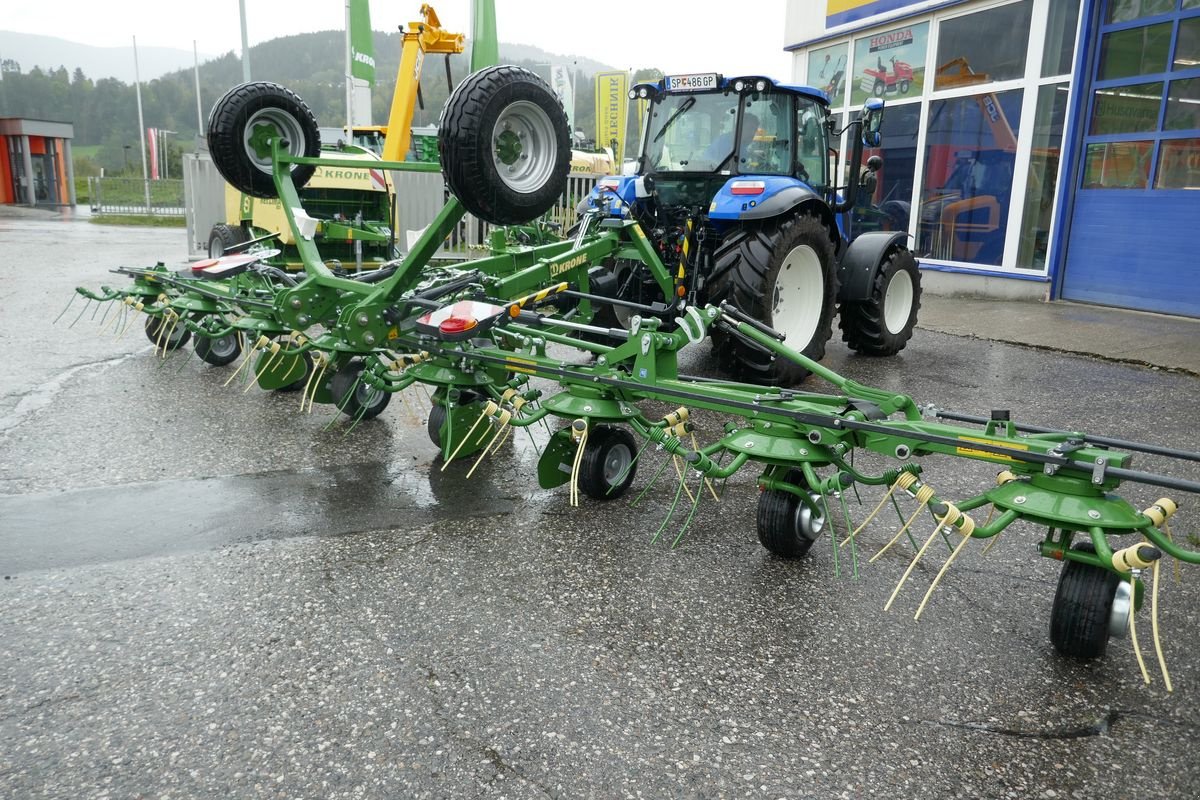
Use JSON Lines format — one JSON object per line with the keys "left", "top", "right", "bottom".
{"left": 90, "top": 214, "right": 186, "bottom": 228}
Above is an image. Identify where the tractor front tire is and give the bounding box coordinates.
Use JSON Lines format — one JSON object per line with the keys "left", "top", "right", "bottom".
{"left": 208, "top": 223, "right": 249, "bottom": 258}
{"left": 838, "top": 247, "right": 921, "bottom": 356}
{"left": 207, "top": 82, "right": 320, "bottom": 199}
{"left": 708, "top": 214, "right": 837, "bottom": 385}
{"left": 438, "top": 65, "right": 570, "bottom": 226}
{"left": 144, "top": 315, "right": 191, "bottom": 351}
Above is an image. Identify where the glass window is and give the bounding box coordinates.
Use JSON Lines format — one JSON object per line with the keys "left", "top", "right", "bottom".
{"left": 1017, "top": 84, "right": 1070, "bottom": 270}
{"left": 741, "top": 93, "right": 798, "bottom": 176}
{"left": 1176, "top": 17, "right": 1200, "bottom": 71}
{"left": 1090, "top": 81, "right": 1165, "bottom": 134}
{"left": 1082, "top": 140, "right": 1154, "bottom": 187}
{"left": 934, "top": 1, "right": 1032, "bottom": 89}
{"left": 1156, "top": 137, "right": 1200, "bottom": 188}
{"left": 1107, "top": 0, "right": 1174, "bottom": 24}
{"left": 1098, "top": 23, "right": 1172, "bottom": 79}
{"left": 917, "top": 89, "right": 1023, "bottom": 265}
{"left": 809, "top": 42, "right": 849, "bottom": 106}
{"left": 1043, "top": 0, "right": 1082, "bottom": 77}
{"left": 1166, "top": 77, "right": 1200, "bottom": 130}
{"left": 1184, "top": 0, "right": 1200, "bottom": 10}
{"left": 851, "top": 103, "right": 920, "bottom": 234}
{"left": 850, "top": 22, "right": 929, "bottom": 106}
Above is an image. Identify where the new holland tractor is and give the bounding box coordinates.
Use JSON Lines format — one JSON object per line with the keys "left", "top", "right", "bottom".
{"left": 581, "top": 73, "right": 920, "bottom": 385}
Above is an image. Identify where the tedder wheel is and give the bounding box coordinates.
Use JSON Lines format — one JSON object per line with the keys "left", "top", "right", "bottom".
{"left": 329, "top": 360, "right": 391, "bottom": 421}
{"left": 272, "top": 351, "right": 313, "bottom": 392}
{"left": 207, "top": 81, "right": 320, "bottom": 199}
{"left": 208, "top": 223, "right": 249, "bottom": 258}
{"left": 756, "top": 469, "right": 826, "bottom": 558}
{"left": 438, "top": 65, "right": 570, "bottom": 225}
{"left": 1049, "top": 543, "right": 1131, "bottom": 659}
{"left": 708, "top": 214, "right": 837, "bottom": 386}
{"left": 144, "top": 315, "right": 191, "bottom": 351}
{"left": 838, "top": 246, "right": 921, "bottom": 356}
{"left": 577, "top": 426, "right": 638, "bottom": 501}
{"left": 427, "top": 390, "right": 481, "bottom": 448}
{"left": 194, "top": 332, "right": 242, "bottom": 366}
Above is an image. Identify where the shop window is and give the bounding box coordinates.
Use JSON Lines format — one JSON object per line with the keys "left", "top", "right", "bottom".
{"left": 850, "top": 22, "right": 929, "bottom": 106}
{"left": 1165, "top": 77, "right": 1200, "bottom": 129}
{"left": 1082, "top": 140, "right": 1154, "bottom": 187}
{"left": 1043, "top": 0, "right": 1083, "bottom": 77}
{"left": 1017, "top": 84, "right": 1070, "bottom": 269}
{"left": 1155, "top": 137, "right": 1200, "bottom": 188}
{"left": 934, "top": 1, "right": 1032, "bottom": 90}
{"left": 1090, "top": 81, "right": 1165, "bottom": 133}
{"left": 1098, "top": 23, "right": 1172, "bottom": 79}
{"left": 1108, "top": 0, "right": 1175, "bottom": 24}
{"left": 917, "top": 89, "right": 1023, "bottom": 265}
{"left": 1175, "top": 16, "right": 1200, "bottom": 71}
{"left": 851, "top": 103, "right": 920, "bottom": 235}
{"left": 809, "top": 42, "right": 849, "bottom": 106}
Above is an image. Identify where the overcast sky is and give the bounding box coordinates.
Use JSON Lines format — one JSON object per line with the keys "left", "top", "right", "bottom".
{"left": 4, "top": 0, "right": 794, "bottom": 80}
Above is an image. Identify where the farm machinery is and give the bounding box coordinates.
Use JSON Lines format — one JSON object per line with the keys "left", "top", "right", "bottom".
{"left": 69, "top": 65, "right": 1200, "bottom": 690}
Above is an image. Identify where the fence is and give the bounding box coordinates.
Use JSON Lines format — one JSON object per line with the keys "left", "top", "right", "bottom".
{"left": 88, "top": 177, "right": 186, "bottom": 217}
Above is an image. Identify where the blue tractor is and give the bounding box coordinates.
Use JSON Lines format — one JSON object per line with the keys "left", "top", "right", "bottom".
{"left": 583, "top": 73, "right": 920, "bottom": 385}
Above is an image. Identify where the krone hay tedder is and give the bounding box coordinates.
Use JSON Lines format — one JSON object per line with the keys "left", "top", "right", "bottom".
{"left": 70, "top": 66, "right": 1200, "bottom": 690}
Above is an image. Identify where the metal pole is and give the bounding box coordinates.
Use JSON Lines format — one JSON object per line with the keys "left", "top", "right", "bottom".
{"left": 133, "top": 35, "right": 151, "bottom": 214}
{"left": 193, "top": 40, "right": 204, "bottom": 132}
{"left": 161, "top": 130, "right": 176, "bottom": 180}
{"left": 239, "top": 0, "right": 251, "bottom": 82}
{"left": 345, "top": 0, "right": 354, "bottom": 140}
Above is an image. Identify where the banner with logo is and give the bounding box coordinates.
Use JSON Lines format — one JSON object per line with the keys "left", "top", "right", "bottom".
{"left": 850, "top": 21, "right": 928, "bottom": 106}
{"left": 147, "top": 127, "right": 158, "bottom": 180}
{"left": 551, "top": 65, "right": 575, "bottom": 135}
{"left": 349, "top": 0, "right": 375, "bottom": 83}
{"left": 594, "top": 71, "right": 629, "bottom": 163}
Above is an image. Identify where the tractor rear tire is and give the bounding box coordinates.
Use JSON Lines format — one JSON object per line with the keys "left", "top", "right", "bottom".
{"left": 208, "top": 223, "right": 249, "bottom": 258}
{"left": 207, "top": 81, "right": 320, "bottom": 199}
{"left": 438, "top": 65, "right": 570, "bottom": 226}
{"left": 708, "top": 214, "right": 837, "bottom": 386}
{"left": 1049, "top": 544, "right": 1124, "bottom": 659}
{"left": 838, "top": 247, "right": 920, "bottom": 356}
{"left": 578, "top": 426, "right": 638, "bottom": 501}
{"left": 756, "top": 469, "right": 825, "bottom": 558}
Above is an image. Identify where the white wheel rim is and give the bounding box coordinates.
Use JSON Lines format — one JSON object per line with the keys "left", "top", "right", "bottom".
{"left": 883, "top": 268, "right": 915, "bottom": 335}
{"left": 602, "top": 442, "right": 632, "bottom": 486}
{"left": 794, "top": 492, "right": 826, "bottom": 538}
{"left": 771, "top": 244, "right": 824, "bottom": 349}
{"left": 208, "top": 334, "right": 239, "bottom": 359}
{"left": 243, "top": 107, "right": 308, "bottom": 175}
{"left": 209, "top": 238, "right": 226, "bottom": 258}
{"left": 492, "top": 101, "right": 557, "bottom": 193}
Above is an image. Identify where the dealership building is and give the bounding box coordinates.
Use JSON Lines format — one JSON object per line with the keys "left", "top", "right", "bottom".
{"left": 785, "top": 0, "right": 1200, "bottom": 317}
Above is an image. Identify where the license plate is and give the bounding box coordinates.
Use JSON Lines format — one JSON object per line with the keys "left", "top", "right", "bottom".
{"left": 665, "top": 73, "right": 718, "bottom": 91}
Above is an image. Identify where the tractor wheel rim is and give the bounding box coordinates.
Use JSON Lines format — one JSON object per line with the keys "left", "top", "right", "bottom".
{"left": 883, "top": 268, "right": 914, "bottom": 334}
{"left": 492, "top": 100, "right": 557, "bottom": 194}
{"left": 209, "top": 239, "right": 226, "bottom": 258}
{"left": 243, "top": 108, "right": 308, "bottom": 175}
{"left": 603, "top": 442, "right": 633, "bottom": 486}
{"left": 772, "top": 243, "right": 824, "bottom": 349}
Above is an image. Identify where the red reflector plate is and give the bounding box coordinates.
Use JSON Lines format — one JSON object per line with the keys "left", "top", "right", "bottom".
{"left": 730, "top": 181, "right": 765, "bottom": 196}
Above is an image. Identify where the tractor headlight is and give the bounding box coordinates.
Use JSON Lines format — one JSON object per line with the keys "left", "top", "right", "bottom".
{"left": 733, "top": 80, "right": 746, "bottom": 92}
{"left": 755, "top": 79, "right": 767, "bottom": 92}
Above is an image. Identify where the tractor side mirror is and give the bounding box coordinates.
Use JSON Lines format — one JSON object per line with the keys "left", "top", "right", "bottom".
{"left": 861, "top": 98, "right": 884, "bottom": 147}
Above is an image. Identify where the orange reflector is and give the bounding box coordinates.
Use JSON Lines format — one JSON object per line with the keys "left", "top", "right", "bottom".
{"left": 439, "top": 316, "right": 477, "bottom": 335}
{"left": 676, "top": 285, "right": 687, "bottom": 297}
{"left": 508, "top": 304, "right": 521, "bottom": 318}
{"left": 730, "top": 181, "right": 766, "bottom": 196}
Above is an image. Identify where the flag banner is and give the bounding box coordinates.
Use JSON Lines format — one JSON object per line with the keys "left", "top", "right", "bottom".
{"left": 147, "top": 127, "right": 158, "bottom": 180}
{"left": 349, "top": 0, "right": 375, "bottom": 84}
{"left": 594, "top": 71, "right": 629, "bottom": 163}
{"left": 551, "top": 65, "right": 575, "bottom": 134}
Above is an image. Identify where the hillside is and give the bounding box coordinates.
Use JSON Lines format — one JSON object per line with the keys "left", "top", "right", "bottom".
{"left": 0, "top": 30, "right": 214, "bottom": 83}
{"left": 0, "top": 28, "right": 638, "bottom": 175}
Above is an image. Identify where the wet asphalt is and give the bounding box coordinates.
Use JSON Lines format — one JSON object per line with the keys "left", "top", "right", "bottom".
{"left": 1, "top": 209, "right": 1199, "bottom": 799}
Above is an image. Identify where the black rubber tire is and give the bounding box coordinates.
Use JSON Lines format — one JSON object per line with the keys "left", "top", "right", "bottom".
{"left": 208, "top": 223, "right": 249, "bottom": 258}
{"left": 438, "top": 65, "right": 570, "bottom": 225}
{"left": 207, "top": 81, "right": 320, "bottom": 199}
{"left": 194, "top": 332, "right": 242, "bottom": 366}
{"left": 143, "top": 315, "right": 191, "bottom": 350}
{"left": 838, "top": 247, "right": 921, "bottom": 356}
{"left": 899, "top": 79, "right": 911, "bottom": 94}
{"left": 577, "top": 426, "right": 638, "bottom": 501}
{"left": 1049, "top": 544, "right": 1122, "bottom": 659}
{"left": 330, "top": 360, "right": 391, "bottom": 420}
{"left": 427, "top": 391, "right": 481, "bottom": 448}
{"left": 756, "top": 469, "right": 825, "bottom": 558}
{"left": 872, "top": 80, "right": 886, "bottom": 97}
{"left": 708, "top": 214, "right": 837, "bottom": 386}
